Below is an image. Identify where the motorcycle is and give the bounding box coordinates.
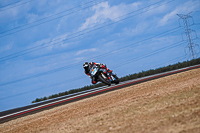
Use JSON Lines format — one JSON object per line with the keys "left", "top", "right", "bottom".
{"left": 90, "top": 65, "right": 119, "bottom": 86}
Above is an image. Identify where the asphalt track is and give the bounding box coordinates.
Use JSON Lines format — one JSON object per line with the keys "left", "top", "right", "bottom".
{"left": 0, "top": 64, "right": 200, "bottom": 123}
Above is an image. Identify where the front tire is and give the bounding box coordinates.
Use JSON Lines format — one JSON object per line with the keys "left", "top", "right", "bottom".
{"left": 98, "top": 73, "right": 111, "bottom": 86}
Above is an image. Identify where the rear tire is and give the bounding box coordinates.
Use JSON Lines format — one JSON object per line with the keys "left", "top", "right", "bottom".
{"left": 113, "top": 75, "right": 119, "bottom": 84}
{"left": 98, "top": 73, "right": 111, "bottom": 86}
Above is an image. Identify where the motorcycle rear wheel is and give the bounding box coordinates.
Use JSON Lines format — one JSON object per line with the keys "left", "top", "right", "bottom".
{"left": 98, "top": 73, "right": 111, "bottom": 86}
{"left": 113, "top": 75, "right": 119, "bottom": 84}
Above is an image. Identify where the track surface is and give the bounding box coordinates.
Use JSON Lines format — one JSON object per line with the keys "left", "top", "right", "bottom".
{"left": 0, "top": 64, "right": 200, "bottom": 123}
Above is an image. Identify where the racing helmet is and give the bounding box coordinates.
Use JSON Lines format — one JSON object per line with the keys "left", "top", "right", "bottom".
{"left": 83, "top": 62, "right": 89, "bottom": 68}
{"left": 83, "top": 62, "right": 90, "bottom": 72}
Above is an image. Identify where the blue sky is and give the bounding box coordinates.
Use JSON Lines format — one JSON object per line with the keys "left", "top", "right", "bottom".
{"left": 0, "top": 0, "right": 200, "bottom": 112}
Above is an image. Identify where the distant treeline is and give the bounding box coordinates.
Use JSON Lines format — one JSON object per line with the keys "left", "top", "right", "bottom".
{"left": 32, "top": 58, "right": 200, "bottom": 103}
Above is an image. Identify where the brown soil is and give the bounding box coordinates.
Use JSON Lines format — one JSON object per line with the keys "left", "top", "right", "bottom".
{"left": 0, "top": 68, "right": 200, "bottom": 133}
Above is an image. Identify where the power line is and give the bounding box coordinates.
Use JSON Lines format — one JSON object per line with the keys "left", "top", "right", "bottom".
{"left": 0, "top": 27, "right": 182, "bottom": 64}
{"left": 0, "top": 0, "right": 168, "bottom": 38}
{"left": 0, "top": 0, "right": 35, "bottom": 11}
{"left": 0, "top": 0, "right": 174, "bottom": 39}
{"left": 0, "top": 76, "right": 86, "bottom": 100}
{"left": 0, "top": 0, "right": 103, "bottom": 35}
{"left": 0, "top": 36, "right": 184, "bottom": 87}
{"left": 0, "top": 0, "right": 108, "bottom": 38}
{"left": 0, "top": 0, "right": 175, "bottom": 62}
{"left": 152, "top": 55, "right": 187, "bottom": 68}
{"left": 0, "top": 26, "right": 182, "bottom": 63}
{"left": 0, "top": 28, "right": 182, "bottom": 79}
{"left": 0, "top": 0, "right": 178, "bottom": 89}
{"left": 0, "top": 41, "right": 185, "bottom": 100}
{"left": 112, "top": 41, "right": 185, "bottom": 69}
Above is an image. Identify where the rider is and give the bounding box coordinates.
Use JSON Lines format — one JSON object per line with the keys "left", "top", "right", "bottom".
{"left": 83, "top": 62, "right": 113, "bottom": 84}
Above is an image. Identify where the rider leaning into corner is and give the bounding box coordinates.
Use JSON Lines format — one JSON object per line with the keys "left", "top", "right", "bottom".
{"left": 83, "top": 62, "right": 113, "bottom": 84}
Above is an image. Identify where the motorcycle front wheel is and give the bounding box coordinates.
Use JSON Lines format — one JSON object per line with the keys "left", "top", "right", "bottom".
{"left": 98, "top": 73, "right": 111, "bottom": 86}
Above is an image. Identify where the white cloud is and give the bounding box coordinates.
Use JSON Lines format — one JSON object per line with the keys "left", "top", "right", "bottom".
{"left": 79, "top": 1, "right": 141, "bottom": 31}
{"left": 0, "top": 43, "right": 13, "bottom": 53}
{"left": 33, "top": 33, "right": 68, "bottom": 47}
{"left": 76, "top": 48, "right": 97, "bottom": 55}
{"left": 122, "top": 22, "right": 149, "bottom": 37}
{"left": 75, "top": 57, "right": 85, "bottom": 62}
{"left": 159, "top": 0, "right": 200, "bottom": 26}
{"left": 141, "top": 2, "right": 167, "bottom": 18}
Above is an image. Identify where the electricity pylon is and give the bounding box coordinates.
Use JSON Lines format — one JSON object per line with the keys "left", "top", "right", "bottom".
{"left": 177, "top": 12, "right": 199, "bottom": 59}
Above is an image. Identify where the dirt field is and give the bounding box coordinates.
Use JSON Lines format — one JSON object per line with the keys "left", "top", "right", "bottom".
{"left": 0, "top": 68, "right": 200, "bottom": 133}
